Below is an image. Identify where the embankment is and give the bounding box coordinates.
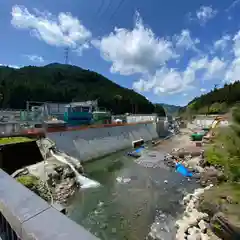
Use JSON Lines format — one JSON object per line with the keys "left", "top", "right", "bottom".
{"left": 47, "top": 121, "right": 167, "bottom": 162}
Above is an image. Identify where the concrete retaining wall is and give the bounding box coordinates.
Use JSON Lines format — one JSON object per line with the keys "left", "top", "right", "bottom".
{"left": 47, "top": 121, "right": 167, "bottom": 162}
{"left": 126, "top": 114, "right": 159, "bottom": 123}
{"left": 0, "top": 169, "right": 98, "bottom": 240}
{"left": 193, "top": 117, "right": 229, "bottom": 128}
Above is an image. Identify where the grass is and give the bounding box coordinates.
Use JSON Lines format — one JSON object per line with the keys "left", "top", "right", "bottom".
{"left": 0, "top": 137, "right": 34, "bottom": 145}
{"left": 198, "top": 183, "right": 240, "bottom": 226}
{"left": 16, "top": 175, "right": 39, "bottom": 189}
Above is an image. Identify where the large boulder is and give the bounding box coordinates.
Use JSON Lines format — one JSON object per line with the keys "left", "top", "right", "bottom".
{"left": 210, "top": 212, "right": 240, "bottom": 240}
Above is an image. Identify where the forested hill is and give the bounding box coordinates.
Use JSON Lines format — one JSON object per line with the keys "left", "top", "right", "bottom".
{"left": 0, "top": 63, "right": 165, "bottom": 115}
{"left": 159, "top": 103, "right": 181, "bottom": 115}
{"left": 180, "top": 81, "right": 240, "bottom": 115}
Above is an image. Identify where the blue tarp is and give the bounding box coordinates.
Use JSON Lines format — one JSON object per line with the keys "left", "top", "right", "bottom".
{"left": 176, "top": 163, "right": 193, "bottom": 177}
{"left": 127, "top": 147, "right": 145, "bottom": 158}
{"left": 134, "top": 147, "right": 145, "bottom": 153}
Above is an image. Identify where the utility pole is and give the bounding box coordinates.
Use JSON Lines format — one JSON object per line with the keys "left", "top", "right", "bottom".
{"left": 64, "top": 47, "right": 69, "bottom": 64}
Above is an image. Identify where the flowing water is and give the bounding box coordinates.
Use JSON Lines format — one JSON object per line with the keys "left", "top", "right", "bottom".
{"left": 50, "top": 150, "right": 100, "bottom": 189}
{"left": 67, "top": 149, "right": 199, "bottom": 240}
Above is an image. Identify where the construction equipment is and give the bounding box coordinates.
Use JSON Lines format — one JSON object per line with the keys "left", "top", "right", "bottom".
{"left": 204, "top": 116, "right": 226, "bottom": 140}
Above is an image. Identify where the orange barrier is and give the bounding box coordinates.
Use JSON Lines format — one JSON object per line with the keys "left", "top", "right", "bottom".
{"left": 21, "top": 129, "right": 45, "bottom": 138}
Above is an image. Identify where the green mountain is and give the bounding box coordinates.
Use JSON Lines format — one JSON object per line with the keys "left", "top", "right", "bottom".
{"left": 0, "top": 63, "right": 166, "bottom": 115}
{"left": 157, "top": 103, "right": 181, "bottom": 115}
{"left": 180, "top": 81, "right": 240, "bottom": 115}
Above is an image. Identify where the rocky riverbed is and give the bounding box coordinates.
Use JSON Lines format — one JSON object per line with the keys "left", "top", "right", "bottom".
{"left": 153, "top": 126, "right": 227, "bottom": 240}
{"left": 14, "top": 163, "right": 80, "bottom": 204}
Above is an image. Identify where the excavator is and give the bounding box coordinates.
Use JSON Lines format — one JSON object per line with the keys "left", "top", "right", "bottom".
{"left": 204, "top": 116, "right": 226, "bottom": 139}
{"left": 191, "top": 116, "right": 226, "bottom": 141}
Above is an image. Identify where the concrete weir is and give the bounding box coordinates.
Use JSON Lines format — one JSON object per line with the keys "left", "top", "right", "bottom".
{"left": 47, "top": 121, "right": 167, "bottom": 162}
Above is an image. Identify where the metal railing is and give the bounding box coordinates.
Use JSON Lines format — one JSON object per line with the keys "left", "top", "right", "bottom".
{"left": 0, "top": 212, "right": 20, "bottom": 240}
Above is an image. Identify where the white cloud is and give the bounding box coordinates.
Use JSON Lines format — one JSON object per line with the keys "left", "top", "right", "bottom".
{"left": 232, "top": 30, "right": 240, "bottom": 57}
{"left": 196, "top": 6, "right": 217, "bottom": 25}
{"left": 183, "top": 93, "right": 188, "bottom": 96}
{"left": 25, "top": 54, "right": 44, "bottom": 63}
{"left": 133, "top": 56, "right": 226, "bottom": 94}
{"left": 175, "top": 29, "right": 200, "bottom": 51}
{"left": 214, "top": 35, "right": 231, "bottom": 51}
{"left": 225, "top": 57, "right": 240, "bottom": 83}
{"left": 133, "top": 66, "right": 195, "bottom": 95}
{"left": 0, "top": 64, "right": 20, "bottom": 69}
{"left": 133, "top": 56, "right": 205, "bottom": 95}
{"left": 11, "top": 5, "right": 92, "bottom": 53}
{"left": 92, "top": 13, "right": 177, "bottom": 75}
{"left": 91, "top": 11, "right": 230, "bottom": 95}
{"left": 203, "top": 57, "right": 227, "bottom": 80}
{"left": 226, "top": 0, "right": 240, "bottom": 12}
{"left": 224, "top": 31, "right": 240, "bottom": 83}
{"left": 200, "top": 88, "right": 206, "bottom": 92}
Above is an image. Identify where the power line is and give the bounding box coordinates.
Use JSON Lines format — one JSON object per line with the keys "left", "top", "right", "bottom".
{"left": 107, "top": 0, "right": 126, "bottom": 23}
{"left": 96, "top": 0, "right": 127, "bottom": 35}
{"left": 99, "top": 0, "right": 115, "bottom": 19}
{"left": 96, "top": 0, "right": 106, "bottom": 16}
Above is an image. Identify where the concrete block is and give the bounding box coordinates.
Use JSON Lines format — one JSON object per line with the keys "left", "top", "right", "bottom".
{"left": 21, "top": 207, "right": 99, "bottom": 240}
{"left": 0, "top": 170, "right": 50, "bottom": 237}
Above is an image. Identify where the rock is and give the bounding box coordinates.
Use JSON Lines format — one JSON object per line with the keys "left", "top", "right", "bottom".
{"left": 183, "top": 194, "right": 192, "bottom": 205}
{"left": 54, "top": 166, "right": 64, "bottom": 174}
{"left": 175, "top": 219, "right": 190, "bottom": 232}
{"left": 51, "top": 171, "right": 60, "bottom": 181}
{"left": 77, "top": 165, "right": 84, "bottom": 173}
{"left": 176, "top": 230, "right": 187, "bottom": 240}
{"left": 187, "top": 226, "right": 200, "bottom": 235}
{"left": 186, "top": 156, "right": 201, "bottom": 169}
{"left": 187, "top": 232, "right": 201, "bottom": 240}
{"left": 62, "top": 168, "right": 75, "bottom": 179}
{"left": 210, "top": 212, "right": 240, "bottom": 240}
{"left": 200, "top": 233, "right": 210, "bottom": 240}
{"left": 200, "top": 167, "right": 225, "bottom": 186}
{"left": 198, "top": 219, "right": 208, "bottom": 233}
{"left": 195, "top": 166, "right": 205, "bottom": 173}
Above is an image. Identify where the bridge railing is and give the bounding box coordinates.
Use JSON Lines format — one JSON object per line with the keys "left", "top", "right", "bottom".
{"left": 0, "top": 169, "right": 99, "bottom": 240}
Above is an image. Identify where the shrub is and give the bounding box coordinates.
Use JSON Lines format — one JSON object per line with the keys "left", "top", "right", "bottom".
{"left": 205, "top": 107, "right": 240, "bottom": 181}
{"left": 16, "top": 175, "right": 39, "bottom": 190}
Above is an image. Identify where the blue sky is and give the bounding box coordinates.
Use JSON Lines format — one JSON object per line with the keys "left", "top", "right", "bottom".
{"left": 1, "top": 0, "right": 240, "bottom": 106}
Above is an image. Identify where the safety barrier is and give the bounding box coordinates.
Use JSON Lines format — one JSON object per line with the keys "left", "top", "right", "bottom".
{"left": 0, "top": 169, "right": 99, "bottom": 240}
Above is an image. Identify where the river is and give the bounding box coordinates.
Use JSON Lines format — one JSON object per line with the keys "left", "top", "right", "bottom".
{"left": 67, "top": 148, "right": 198, "bottom": 240}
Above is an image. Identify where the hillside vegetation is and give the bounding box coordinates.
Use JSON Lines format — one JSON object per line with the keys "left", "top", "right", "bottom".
{"left": 159, "top": 103, "right": 181, "bottom": 115}
{"left": 180, "top": 81, "right": 240, "bottom": 116}
{"left": 0, "top": 63, "right": 165, "bottom": 116}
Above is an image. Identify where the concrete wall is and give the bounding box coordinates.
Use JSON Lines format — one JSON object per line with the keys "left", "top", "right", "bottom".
{"left": 0, "top": 122, "right": 21, "bottom": 135}
{"left": 0, "top": 169, "right": 99, "bottom": 240}
{"left": 126, "top": 114, "right": 159, "bottom": 123}
{"left": 47, "top": 121, "right": 167, "bottom": 162}
{"left": 193, "top": 116, "right": 229, "bottom": 128}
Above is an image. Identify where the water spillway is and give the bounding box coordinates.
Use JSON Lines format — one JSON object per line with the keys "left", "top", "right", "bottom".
{"left": 50, "top": 150, "right": 100, "bottom": 189}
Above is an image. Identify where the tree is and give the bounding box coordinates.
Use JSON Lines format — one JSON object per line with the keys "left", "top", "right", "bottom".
{"left": 0, "top": 63, "right": 156, "bottom": 114}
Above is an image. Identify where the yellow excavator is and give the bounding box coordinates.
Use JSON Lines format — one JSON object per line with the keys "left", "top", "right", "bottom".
{"left": 204, "top": 116, "right": 225, "bottom": 139}
{"left": 191, "top": 116, "right": 226, "bottom": 141}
